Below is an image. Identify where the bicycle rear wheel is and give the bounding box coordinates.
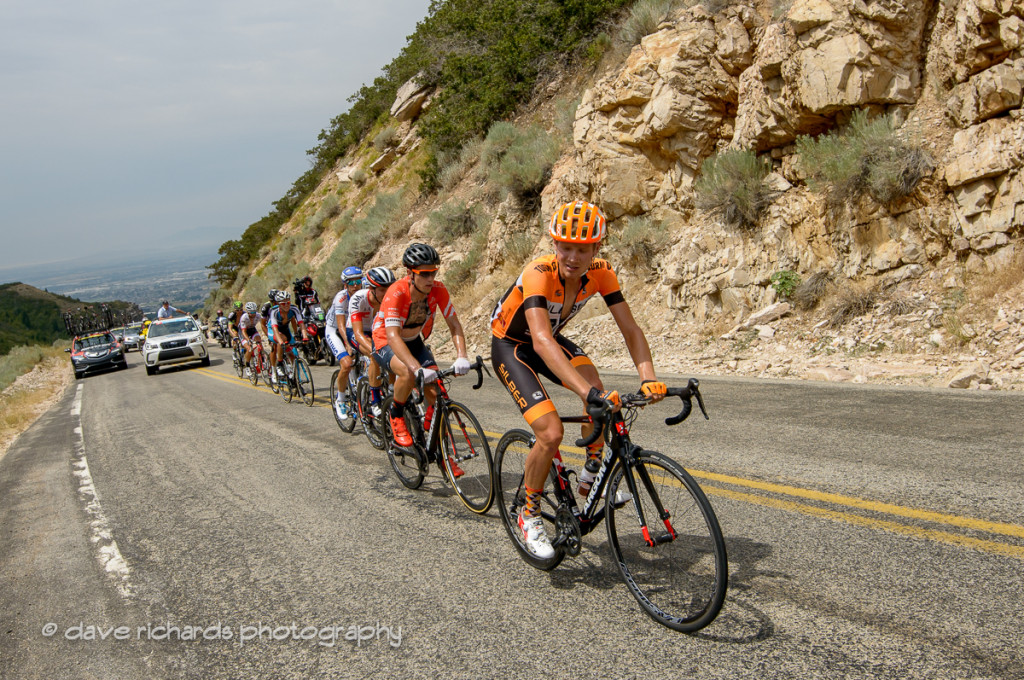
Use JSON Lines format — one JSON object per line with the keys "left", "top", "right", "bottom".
{"left": 356, "top": 379, "right": 386, "bottom": 450}
{"left": 493, "top": 429, "right": 565, "bottom": 570}
{"left": 294, "top": 357, "right": 314, "bottom": 406}
{"left": 439, "top": 402, "right": 494, "bottom": 514}
{"left": 605, "top": 450, "right": 727, "bottom": 633}
{"left": 382, "top": 396, "right": 425, "bottom": 489}
{"left": 330, "top": 370, "right": 356, "bottom": 432}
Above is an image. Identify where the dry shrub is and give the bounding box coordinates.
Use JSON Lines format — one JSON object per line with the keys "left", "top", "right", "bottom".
{"left": 792, "top": 271, "right": 833, "bottom": 310}
{"left": 826, "top": 282, "right": 877, "bottom": 328}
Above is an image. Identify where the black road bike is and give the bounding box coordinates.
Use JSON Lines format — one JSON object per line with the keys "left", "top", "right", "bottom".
{"left": 493, "top": 379, "right": 727, "bottom": 633}
{"left": 382, "top": 357, "right": 495, "bottom": 514}
{"left": 279, "top": 341, "right": 314, "bottom": 406}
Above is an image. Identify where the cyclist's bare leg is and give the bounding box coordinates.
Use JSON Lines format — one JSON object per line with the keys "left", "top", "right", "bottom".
{"left": 390, "top": 355, "right": 415, "bottom": 403}
{"left": 335, "top": 353, "right": 353, "bottom": 392}
{"left": 524, "top": 411, "right": 565, "bottom": 491}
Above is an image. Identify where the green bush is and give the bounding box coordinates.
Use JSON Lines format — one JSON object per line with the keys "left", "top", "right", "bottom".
{"left": 438, "top": 138, "right": 483, "bottom": 191}
{"left": 770, "top": 270, "right": 801, "bottom": 300}
{"left": 796, "top": 110, "right": 933, "bottom": 208}
{"left": 620, "top": 0, "right": 675, "bottom": 46}
{"left": 304, "top": 194, "right": 341, "bottom": 238}
{"left": 480, "top": 123, "right": 560, "bottom": 209}
{"left": 444, "top": 231, "right": 489, "bottom": 294}
{"left": 502, "top": 232, "right": 537, "bottom": 265}
{"left": 694, "top": 148, "right": 775, "bottom": 229}
{"left": 373, "top": 124, "right": 400, "bottom": 152}
{"left": 427, "top": 201, "right": 487, "bottom": 241}
{"left": 609, "top": 216, "right": 671, "bottom": 271}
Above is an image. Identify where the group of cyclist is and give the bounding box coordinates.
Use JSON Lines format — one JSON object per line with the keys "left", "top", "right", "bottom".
{"left": 218, "top": 200, "right": 667, "bottom": 561}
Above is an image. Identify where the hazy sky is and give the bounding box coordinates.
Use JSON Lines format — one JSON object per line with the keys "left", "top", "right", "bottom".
{"left": 0, "top": 0, "right": 433, "bottom": 272}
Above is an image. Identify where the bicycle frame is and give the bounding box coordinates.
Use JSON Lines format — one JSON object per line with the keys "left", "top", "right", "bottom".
{"left": 539, "top": 381, "right": 708, "bottom": 550}
{"left": 408, "top": 363, "right": 485, "bottom": 467}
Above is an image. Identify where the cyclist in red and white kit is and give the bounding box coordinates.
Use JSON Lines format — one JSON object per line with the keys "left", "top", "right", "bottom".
{"left": 372, "top": 243, "right": 471, "bottom": 448}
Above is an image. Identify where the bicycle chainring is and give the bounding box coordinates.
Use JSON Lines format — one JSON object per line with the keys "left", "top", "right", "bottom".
{"left": 555, "top": 505, "right": 582, "bottom": 557}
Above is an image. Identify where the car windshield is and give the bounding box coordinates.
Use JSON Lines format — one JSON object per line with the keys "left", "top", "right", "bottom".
{"left": 75, "top": 334, "right": 114, "bottom": 350}
{"left": 147, "top": 318, "right": 198, "bottom": 338}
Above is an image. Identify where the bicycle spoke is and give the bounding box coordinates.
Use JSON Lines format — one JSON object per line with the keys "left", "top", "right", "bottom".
{"left": 440, "top": 402, "right": 494, "bottom": 514}
{"left": 606, "top": 451, "right": 727, "bottom": 633}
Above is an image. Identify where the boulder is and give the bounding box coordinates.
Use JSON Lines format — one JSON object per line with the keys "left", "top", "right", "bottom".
{"left": 390, "top": 74, "right": 431, "bottom": 122}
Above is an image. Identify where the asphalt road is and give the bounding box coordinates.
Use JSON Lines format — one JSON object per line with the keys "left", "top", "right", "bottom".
{"left": 1, "top": 346, "right": 1023, "bottom": 679}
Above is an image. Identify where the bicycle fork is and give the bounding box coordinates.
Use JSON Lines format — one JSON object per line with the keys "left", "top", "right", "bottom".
{"left": 619, "top": 442, "right": 677, "bottom": 548}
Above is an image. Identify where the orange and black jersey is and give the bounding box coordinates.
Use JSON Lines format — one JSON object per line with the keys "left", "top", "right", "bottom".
{"left": 490, "top": 254, "right": 625, "bottom": 343}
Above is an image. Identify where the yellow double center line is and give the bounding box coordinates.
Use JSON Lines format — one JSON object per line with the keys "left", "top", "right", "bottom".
{"left": 197, "top": 367, "right": 1024, "bottom": 560}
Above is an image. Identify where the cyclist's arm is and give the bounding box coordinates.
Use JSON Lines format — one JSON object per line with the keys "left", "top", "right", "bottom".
{"left": 442, "top": 312, "right": 469, "bottom": 360}
{"left": 525, "top": 307, "right": 593, "bottom": 400}
{"left": 290, "top": 310, "right": 308, "bottom": 341}
{"left": 351, "top": 318, "right": 374, "bottom": 355}
{"left": 607, "top": 301, "right": 658, "bottom": 388}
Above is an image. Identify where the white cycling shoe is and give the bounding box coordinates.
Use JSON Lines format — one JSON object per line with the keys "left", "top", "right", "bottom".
{"left": 518, "top": 511, "right": 555, "bottom": 559}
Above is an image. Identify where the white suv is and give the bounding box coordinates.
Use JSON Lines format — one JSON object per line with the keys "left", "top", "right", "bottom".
{"left": 142, "top": 316, "right": 210, "bottom": 375}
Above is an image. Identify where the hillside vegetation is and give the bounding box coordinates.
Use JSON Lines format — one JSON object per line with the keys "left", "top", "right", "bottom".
{"left": 206, "top": 0, "right": 1024, "bottom": 390}
{"left": 0, "top": 283, "right": 133, "bottom": 356}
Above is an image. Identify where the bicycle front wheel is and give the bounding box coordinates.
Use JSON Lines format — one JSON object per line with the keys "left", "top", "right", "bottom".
{"left": 440, "top": 402, "right": 494, "bottom": 514}
{"left": 605, "top": 450, "right": 728, "bottom": 633}
{"left": 248, "top": 352, "right": 260, "bottom": 386}
{"left": 356, "top": 379, "right": 385, "bottom": 450}
{"left": 382, "top": 396, "right": 425, "bottom": 490}
{"left": 294, "top": 358, "right": 314, "bottom": 406}
{"left": 493, "top": 429, "right": 565, "bottom": 571}
{"left": 233, "top": 346, "right": 244, "bottom": 378}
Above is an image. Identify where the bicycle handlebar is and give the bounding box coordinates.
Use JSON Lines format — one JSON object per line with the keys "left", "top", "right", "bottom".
{"left": 573, "top": 378, "right": 708, "bottom": 447}
{"left": 411, "top": 355, "right": 487, "bottom": 404}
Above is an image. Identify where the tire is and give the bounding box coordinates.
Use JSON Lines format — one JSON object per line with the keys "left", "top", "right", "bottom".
{"left": 267, "top": 365, "right": 281, "bottom": 394}
{"left": 355, "top": 379, "right": 385, "bottom": 450}
{"left": 382, "top": 396, "right": 425, "bottom": 490}
{"left": 330, "top": 370, "right": 356, "bottom": 432}
{"left": 232, "top": 346, "right": 244, "bottom": 377}
{"left": 281, "top": 363, "right": 294, "bottom": 403}
{"left": 145, "top": 365, "right": 156, "bottom": 376}
{"left": 294, "top": 358, "right": 314, "bottom": 406}
{"left": 74, "top": 371, "right": 83, "bottom": 380}
{"left": 605, "top": 450, "right": 728, "bottom": 633}
{"left": 493, "top": 429, "right": 565, "bottom": 570}
{"left": 248, "top": 354, "right": 260, "bottom": 386}
{"left": 201, "top": 356, "right": 211, "bottom": 367}
{"left": 440, "top": 402, "right": 494, "bottom": 514}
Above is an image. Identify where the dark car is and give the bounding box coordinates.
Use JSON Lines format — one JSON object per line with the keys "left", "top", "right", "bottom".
{"left": 67, "top": 331, "right": 128, "bottom": 379}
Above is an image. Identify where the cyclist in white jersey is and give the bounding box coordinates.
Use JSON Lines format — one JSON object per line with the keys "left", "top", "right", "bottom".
{"left": 347, "top": 267, "right": 395, "bottom": 417}
{"left": 237, "top": 302, "right": 261, "bottom": 378}
{"left": 326, "top": 266, "right": 364, "bottom": 420}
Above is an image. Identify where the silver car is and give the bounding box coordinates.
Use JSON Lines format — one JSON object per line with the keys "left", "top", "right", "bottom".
{"left": 142, "top": 316, "right": 210, "bottom": 375}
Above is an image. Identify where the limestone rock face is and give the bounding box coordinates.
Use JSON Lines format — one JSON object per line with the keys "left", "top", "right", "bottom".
{"left": 545, "top": 0, "right": 1024, "bottom": 322}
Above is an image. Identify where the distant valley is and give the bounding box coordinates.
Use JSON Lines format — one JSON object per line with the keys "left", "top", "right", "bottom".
{"left": 0, "top": 248, "right": 217, "bottom": 314}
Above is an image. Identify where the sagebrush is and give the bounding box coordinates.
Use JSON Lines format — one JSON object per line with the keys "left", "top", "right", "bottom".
{"left": 694, "top": 148, "right": 776, "bottom": 229}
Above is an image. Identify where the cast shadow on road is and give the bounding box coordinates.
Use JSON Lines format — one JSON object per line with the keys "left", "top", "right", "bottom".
{"left": 542, "top": 534, "right": 777, "bottom": 644}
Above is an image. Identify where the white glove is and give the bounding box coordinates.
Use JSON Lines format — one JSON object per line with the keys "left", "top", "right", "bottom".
{"left": 419, "top": 367, "right": 439, "bottom": 384}
{"left": 453, "top": 357, "right": 471, "bottom": 376}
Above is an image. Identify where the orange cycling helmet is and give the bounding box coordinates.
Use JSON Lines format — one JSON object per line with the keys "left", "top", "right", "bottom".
{"left": 549, "top": 200, "right": 607, "bottom": 244}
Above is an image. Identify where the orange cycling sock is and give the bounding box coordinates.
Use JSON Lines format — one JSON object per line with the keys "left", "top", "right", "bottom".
{"left": 523, "top": 486, "right": 542, "bottom": 518}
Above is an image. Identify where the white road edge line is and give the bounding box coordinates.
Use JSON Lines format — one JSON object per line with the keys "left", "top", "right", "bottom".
{"left": 70, "top": 383, "right": 133, "bottom": 598}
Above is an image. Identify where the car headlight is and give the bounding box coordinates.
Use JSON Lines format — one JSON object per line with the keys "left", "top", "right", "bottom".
{"left": 189, "top": 334, "right": 203, "bottom": 345}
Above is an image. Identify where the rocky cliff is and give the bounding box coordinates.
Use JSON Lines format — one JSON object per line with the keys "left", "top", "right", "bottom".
{"left": 236, "top": 0, "right": 1024, "bottom": 390}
